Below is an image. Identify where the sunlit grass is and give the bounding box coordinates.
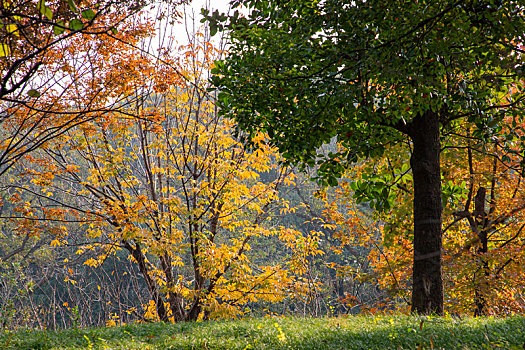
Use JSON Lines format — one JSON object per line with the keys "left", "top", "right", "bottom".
{"left": 1, "top": 314, "right": 524, "bottom": 349}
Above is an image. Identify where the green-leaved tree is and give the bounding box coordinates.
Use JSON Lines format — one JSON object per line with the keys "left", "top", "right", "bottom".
{"left": 210, "top": 0, "right": 525, "bottom": 314}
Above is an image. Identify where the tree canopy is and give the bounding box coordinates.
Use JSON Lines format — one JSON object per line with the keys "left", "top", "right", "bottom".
{"left": 2, "top": 0, "right": 525, "bottom": 328}
{"left": 211, "top": 0, "right": 525, "bottom": 314}
{"left": 0, "top": 0, "right": 187, "bottom": 178}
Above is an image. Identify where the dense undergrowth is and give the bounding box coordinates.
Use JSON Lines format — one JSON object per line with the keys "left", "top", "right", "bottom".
{"left": 1, "top": 314, "right": 524, "bottom": 349}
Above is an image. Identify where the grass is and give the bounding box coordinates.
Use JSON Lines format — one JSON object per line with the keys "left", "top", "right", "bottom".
{"left": 1, "top": 314, "right": 524, "bottom": 349}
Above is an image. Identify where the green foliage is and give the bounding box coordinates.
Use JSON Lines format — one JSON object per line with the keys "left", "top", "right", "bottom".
{"left": 26, "top": 89, "right": 41, "bottom": 98}
{"left": 211, "top": 0, "right": 525, "bottom": 315}
{"left": 0, "top": 262, "right": 34, "bottom": 329}
{"left": 212, "top": 0, "right": 525, "bottom": 182}
{"left": 81, "top": 10, "right": 96, "bottom": 21}
{"left": 67, "top": 0, "right": 79, "bottom": 13}
{"left": 2, "top": 315, "right": 525, "bottom": 349}
{"left": 52, "top": 21, "right": 66, "bottom": 35}
{"left": 441, "top": 180, "right": 469, "bottom": 208}
{"left": 69, "top": 19, "right": 84, "bottom": 31}
{"left": 37, "top": 0, "right": 53, "bottom": 20}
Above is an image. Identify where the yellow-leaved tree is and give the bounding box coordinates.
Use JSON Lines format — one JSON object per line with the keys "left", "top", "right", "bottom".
{"left": 0, "top": 3, "right": 160, "bottom": 328}
{"left": 12, "top": 22, "right": 323, "bottom": 322}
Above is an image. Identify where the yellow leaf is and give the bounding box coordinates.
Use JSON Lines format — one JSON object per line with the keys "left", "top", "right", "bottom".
{"left": 84, "top": 258, "right": 98, "bottom": 267}
{"left": 6, "top": 24, "right": 18, "bottom": 36}
{"left": 0, "top": 43, "right": 11, "bottom": 57}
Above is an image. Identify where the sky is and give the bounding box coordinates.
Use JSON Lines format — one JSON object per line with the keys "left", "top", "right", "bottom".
{"left": 137, "top": 0, "right": 235, "bottom": 56}
{"left": 190, "top": 0, "right": 232, "bottom": 13}
{"left": 173, "top": 0, "right": 233, "bottom": 43}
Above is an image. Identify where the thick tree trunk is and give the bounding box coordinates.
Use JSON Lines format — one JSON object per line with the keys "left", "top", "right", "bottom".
{"left": 407, "top": 110, "right": 444, "bottom": 315}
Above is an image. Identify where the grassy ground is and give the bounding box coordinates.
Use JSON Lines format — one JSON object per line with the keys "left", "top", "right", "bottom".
{"left": 1, "top": 314, "right": 524, "bottom": 349}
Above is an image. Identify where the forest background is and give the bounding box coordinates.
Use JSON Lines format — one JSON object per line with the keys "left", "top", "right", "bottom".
{"left": 1, "top": 0, "right": 524, "bottom": 330}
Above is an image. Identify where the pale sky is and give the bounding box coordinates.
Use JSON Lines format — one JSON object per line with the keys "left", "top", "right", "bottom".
{"left": 167, "top": 0, "right": 235, "bottom": 45}
{"left": 190, "top": 0, "right": 232, "bottom": 14}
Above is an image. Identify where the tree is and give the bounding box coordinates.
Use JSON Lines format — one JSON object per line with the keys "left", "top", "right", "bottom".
{"left": 272, "top": 164, "right": 386, "bottom": 315}
{"left": 9, "top": 24, "right": 323, "bottom": 323}
{"left": 210, "top": 0, "right": 525, "bottom": 314}
{"left": 0, "top": 4, "right": 161, "bottom": 328}
{"left": 366, "top": 117, "right": 525, "bottom": 315}
{"left": 443, "top": 129, "right": 525, "bottom": 315}
{"left": 0, "top": 0, "right": 185, "bottom": 178}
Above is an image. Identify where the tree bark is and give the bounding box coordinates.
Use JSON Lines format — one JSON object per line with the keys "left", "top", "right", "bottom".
{"left": 473, "top": 187, "right": 489, "bottom": 316}
{"left": 407, "top": 110, "right": 444, "bottom": 315}
{"left": 122, "top": 240, "right": 169, "bottom": 322}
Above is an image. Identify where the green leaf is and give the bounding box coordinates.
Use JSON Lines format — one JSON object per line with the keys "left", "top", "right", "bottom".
{"left": 81, "top": 9, "right": 95, "bottom": 21}
{"left": 37, "top": 0, "right": 53, "bottom": 20}
{"left": 27, "top": 89, "right": 41, "bottom": 98}
{"left": 487, "top": 118, "right": 499, "bottom": 128}
{"left": 327, "top": 176, "right": 338, "bottom": 187}
{"left": 53, "top": 20, "right": 65, "bottom": 35}
{"left": 110, "top": 27, "right": 117, "bottom": 35}
{"left": 69, "top": 19, "right": 83, "bottom": 31}
{"left": 209, "top": 22, "right": 218, "bottom": 37}
{"left": 67, "top": 0, "right": 78, "bottom": 13}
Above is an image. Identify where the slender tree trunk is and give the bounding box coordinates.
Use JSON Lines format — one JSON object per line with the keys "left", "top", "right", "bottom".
{"left": 407, "top": 110, "right": 444, "bottom": 315}
{"left": 473, "top": 187, "right": 489, "bottom": 316}
{"left": 123, "top": 240, "right": 169, "bottom": 322}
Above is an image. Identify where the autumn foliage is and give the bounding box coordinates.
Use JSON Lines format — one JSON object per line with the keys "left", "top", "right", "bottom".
{"left": 1, "top": 1, "right": 525, "bottom": 329}
{"left": 330, "top": 121, "right": 525, "bottom": 315}
{"left": 3, "top": 8, "right": 324, "bottom": 324}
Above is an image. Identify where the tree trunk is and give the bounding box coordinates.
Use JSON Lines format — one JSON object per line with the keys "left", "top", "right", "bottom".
{"left": 473, "top": 187, "right": 489, "bottom": 316}
{"left": 407, "top": 110, "right": 444, "bottom": 315}
{"left": 123, "top": 240, "right": 169, "bottom": 322}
